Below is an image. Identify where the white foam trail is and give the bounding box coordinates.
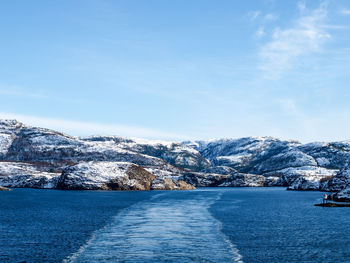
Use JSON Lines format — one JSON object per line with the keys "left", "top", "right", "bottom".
{"left": 63, "top": 231, "right": 97, "bottom": 263}
{"left": 211, "top": 191, "right": 244, "bottom": 263}
{"left": 65, "top": 191, "right": 243, "bottom": 263}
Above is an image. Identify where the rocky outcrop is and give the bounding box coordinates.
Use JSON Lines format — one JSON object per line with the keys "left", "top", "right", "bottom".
{"left": 57, "top": 162, "right": 156, "bottom": 190}
{"left": 0, "top": 159, "right": 194, "bottom": 191}
{"left": 0, "top": 161, "right": 60, "bottom": 188}
{"left": 219, "top": 173, "right": 265, "bottom": 187}
{"left": 0, "top": 120, "right": 23, "bottom": 159}
{"left": 331, "top": 185, "right": 350, "bottom": 202}
{"left": 151, "top": 178, "right": 195, "bottom": 190}
{"left": 200, "top": 165, "right": 265, "bottom": 186}
{"left": 287, "top": 175, "right": 330, "bottom": 191}
{"left": 0, "top": 186, "right": 11, "bottom": 191}
{"left": 326, "top": 167, "right": 350, "bottom": 191}
{"left": 180, "top": 172, "right": 228, "bottom": 187}
{"left": 180, "top": 171, "right": 265, "bottom": 187}
{"left": 264, "top": 166, "right": 338, "bottom": 189}
{"left": 200, "top": 165, "right": 239, "bottom": 175}
{"left": 57, "top": 161, "right": 194, "bottom": 191}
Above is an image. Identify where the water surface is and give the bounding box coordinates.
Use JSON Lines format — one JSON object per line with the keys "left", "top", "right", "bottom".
{"left": 1, "top": 188, "right": 349, "bottom": 262}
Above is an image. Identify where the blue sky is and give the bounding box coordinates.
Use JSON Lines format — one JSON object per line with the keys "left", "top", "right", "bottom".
{"left": 1, "top": 0, "right": 350, "bottom": 142}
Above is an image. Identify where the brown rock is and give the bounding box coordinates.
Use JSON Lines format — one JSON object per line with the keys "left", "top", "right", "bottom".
{"left": 151, "top": 178, "right": 195, "bottom": 190}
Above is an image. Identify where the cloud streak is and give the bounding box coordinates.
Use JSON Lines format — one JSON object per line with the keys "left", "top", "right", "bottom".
{"left": 264, "top": 13, "right": 278, "bottom": 21}
{"left": 249, "top": 10, "right": 261, "bottom": 21}
{"left": 259, "top": 2, "right": 331, "bottom": 79}
{"left": 0, "top": 112, "right": 190, "bottom": 141}
{"left": 340, "top": 8, "right": 350, "bottom": 16}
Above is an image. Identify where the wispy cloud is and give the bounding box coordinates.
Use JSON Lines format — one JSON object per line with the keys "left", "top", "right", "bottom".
{"left": 340, "top": 8, "right": 350, "bottom": 15}
{"left": 249, "top": 11, "right": 278, "bottom": 23}
{"left": 264, "top": 13, "right": 278, "bottom": 21}
{"left": 0, "top": 112, "right": 190, "bottom": 141}
{"left": 259, "top": 2, "right": 331, "bottom": 79}
{"left": 255, "top": 26, "right": 266, "bottom": 38}
{"left": 249, "top": 10, "right": 261, "bottom": 21}
{"left": 249, "top": 11, "right": 278, "bottom": 39}
{"left": 297, "top": 1, "right": 306, "bottom": 13}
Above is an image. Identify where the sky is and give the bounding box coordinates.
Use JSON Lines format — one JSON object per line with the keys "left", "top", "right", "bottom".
{"left": 1, "top": 0, "right": 350, "bottom": 142}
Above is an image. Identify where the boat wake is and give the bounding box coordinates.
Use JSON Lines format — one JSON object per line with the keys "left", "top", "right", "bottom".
{"left": 65, "top": 191, "right": 243, "bottom": 263}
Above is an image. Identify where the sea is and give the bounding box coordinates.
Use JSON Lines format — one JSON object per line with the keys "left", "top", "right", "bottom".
{"left": 1, "top": 187, "right": 349, "bottom": 263}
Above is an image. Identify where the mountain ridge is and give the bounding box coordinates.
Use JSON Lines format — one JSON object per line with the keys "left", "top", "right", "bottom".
{"left": 1, "top": 119, "right": 350, "bottom": 200}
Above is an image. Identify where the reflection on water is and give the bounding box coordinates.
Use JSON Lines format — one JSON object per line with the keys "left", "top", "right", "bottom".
{"left": 68, "top": 191, "right": 242, "bottom": 263}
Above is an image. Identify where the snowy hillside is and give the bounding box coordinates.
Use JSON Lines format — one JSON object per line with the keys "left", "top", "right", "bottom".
{"left": 1, "top": 119, "right": 350, "bottom": 198}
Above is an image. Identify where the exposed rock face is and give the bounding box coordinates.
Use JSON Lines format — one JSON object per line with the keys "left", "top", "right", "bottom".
{"left": 181, "top": 172, "right": 228, "bottom": 187}
{"left": 0, "top": 161, "right": 60, "bottom": 188}
{"left": 151, "top": 178, "right": 195, "bottom": 190}
{"left": 287, "top": 175, "right": 330, "bottom": 191}
{"left": 326, "top": 167, "right": 350, "bottom": 191}
{"left": 200, "top": 165, "right": 239, "bottom": 175}
{"left": 0, "top": 120, "right": 23, "bottom": 159}
{"left": 81, "top": 136, "right": 211, "bottom": 171}
{"left": 298, "top": 142, "right": 350, "bottom": 170}
{"left": 194, "top": 137, "right": 302, "bottom": 173}
{"left": 332, "top": 185, "right": 350, "bottom": 202}
{"left": 57, "top": 162, "right": 156, "bottom": 190}
{"left": 199, "top": 165, "right": 265, "bottom": 186}
{"left": 219, "top": 173, "right": 265, "bottom": 187}
{"left": 180, "top": 171, "right": 265, "bottom": 187}
{"left": 264, "top": 166, "right": 338, "bottom": 189}
{"left": 144, "top": 166, "right": 184, "bottom": 178}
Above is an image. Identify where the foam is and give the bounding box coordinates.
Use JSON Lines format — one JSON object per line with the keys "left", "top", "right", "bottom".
{"left": 66, "top": 191, "right": 243, "bottom": 262}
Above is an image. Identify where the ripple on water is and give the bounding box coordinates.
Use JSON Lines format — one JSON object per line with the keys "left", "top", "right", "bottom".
{"left": 66, "top": 191, "right": 243, "bottom": 263}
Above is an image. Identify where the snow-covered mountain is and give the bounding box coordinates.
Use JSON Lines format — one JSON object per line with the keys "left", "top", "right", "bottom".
{"left": 184, "top": 137, "right": 350, "bottom": 190}
{"left": 80, "top": 136, "right": 211, "bottom": 171}
{"left": 0, "top": 120, "right": 192, "bottom": 190}
{"left": 1, "top": 119, "right": 350, "bottom": 199}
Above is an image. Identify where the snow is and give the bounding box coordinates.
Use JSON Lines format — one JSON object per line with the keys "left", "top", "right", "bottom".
{"left": 334, "top": 185, "right": 350, "bottom": 201}
{"left": 265, "top": 166, "right": 338, "bottom": 177}
{"left": 0, "top": 134, "right": 14, "bottom": 155}
{"left": 130, "top": 137, "right": 176, "bottom": 147}
{"left": 63, "top": 161, "right": 131, "bottom": 185}
{"left": 216, "top": 154, "right": 252, "bottom": 165}
{"left": 2, "top": 118, "right": 350, "bottom": 193}
{"left": 59, "top": 161, "right": 156, "bottom": 190}
{"left": 316, "top": 157, "right": 331, "bottom": 166}
{"left": 0, "top": 162, "right": 60, "bottom": 188}
{"left": 144, "top": 167, "right": 181, "bottom": 179}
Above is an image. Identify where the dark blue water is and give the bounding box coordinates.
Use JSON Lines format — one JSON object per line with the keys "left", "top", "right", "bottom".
{"left": 1, "top": 188, "right": 349, "bottom": 262}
